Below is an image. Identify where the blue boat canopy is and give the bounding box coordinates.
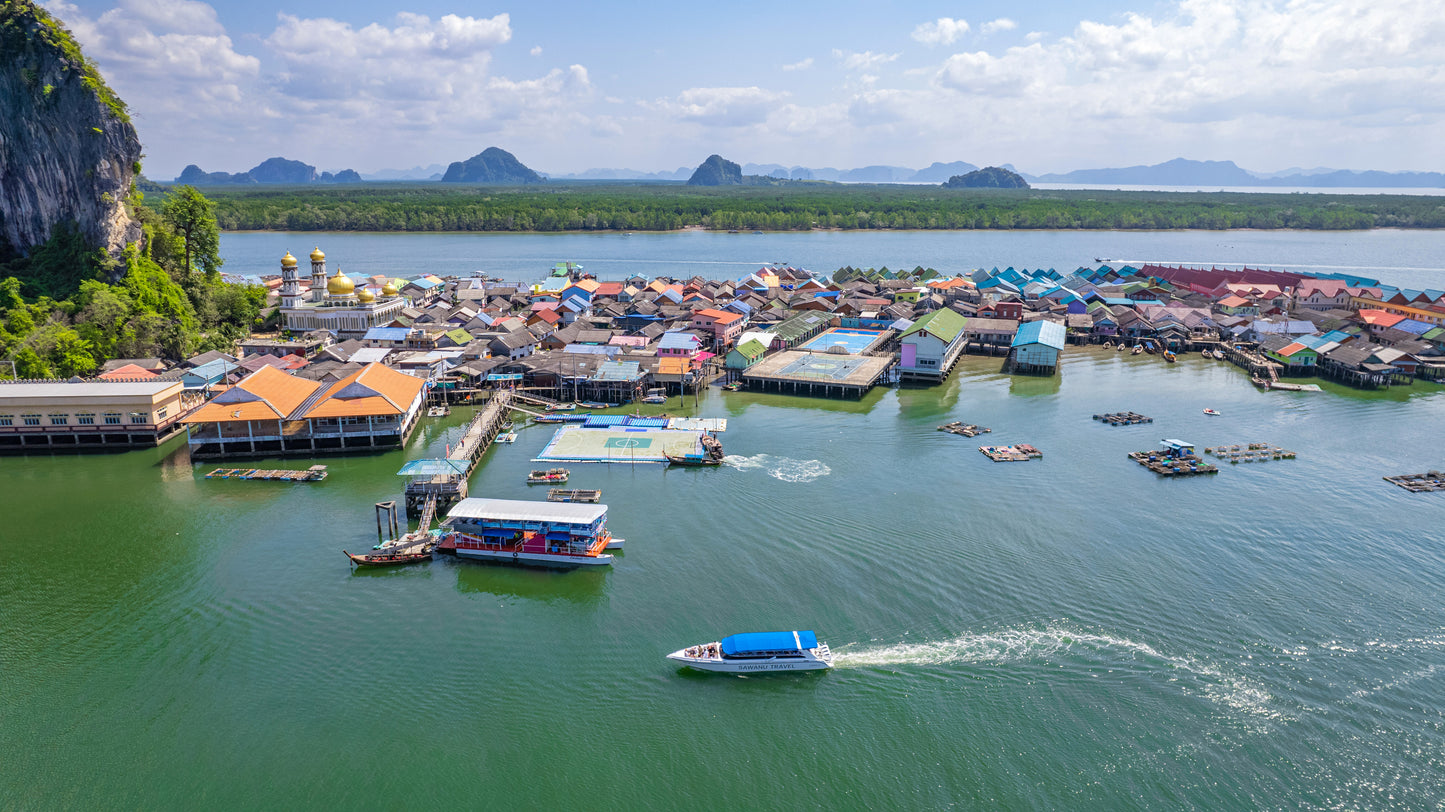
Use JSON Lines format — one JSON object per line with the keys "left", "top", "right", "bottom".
{"left": 720, "top": 630, "right": 818, "bottom": 655}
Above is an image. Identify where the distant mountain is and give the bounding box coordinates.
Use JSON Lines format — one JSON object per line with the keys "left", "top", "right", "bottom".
{"left": 363, "top": 164, "right": 448, "bottom": 181}
{"left": 1035, "top": 158, "right": 1257, "bottom": 186}
{"left": 544, "top": 167, "right": 690, "bottom": 181}
{"left": 943, "top": 166, "right": 1029, "bottom": 189}
{"left": 743, "top": 163, "right": 790, "bottom": 179}
{"left": 1252, "top": 166, "right": 1339, "bottom": 180}
{"left": 441, "top": 147, "right": 544, "bottom": 184}
{"left": 909, "top": 161, "right": 979, "bottom": 183}
{"left": 839, "top": 165, "right": 915, "bottom": 183}
{"left": 174, "top": 157, "right": 360, "bottom": 185}
{"left": 1258, "top": 169, "right": 1445, "bottom": 188}
{"left": 687, "top": 155, "right": 743, "bottom": 186}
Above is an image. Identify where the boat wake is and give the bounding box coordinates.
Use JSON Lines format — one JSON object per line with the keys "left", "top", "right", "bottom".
{"left": 833, "top": 625, "right": 1282, "bottom": 720}
{"left": 723, "top": 453, "right": 831, "bottom": 483}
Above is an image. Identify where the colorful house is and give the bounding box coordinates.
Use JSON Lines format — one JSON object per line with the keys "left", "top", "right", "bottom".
{"left": 1008, "top": 320, "right": 1066, "bottom": 375}
{"left": 725, "top": 338, "right": 767, "bottom": 370}
{"left": 898, "top": 308, "right": 968, "bottom": 382}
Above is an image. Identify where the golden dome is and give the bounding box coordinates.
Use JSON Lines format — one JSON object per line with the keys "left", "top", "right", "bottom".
{"left": 356, "top": 287, "right": 375, "bottom": 303}
{"left": 281, "top": 251, "right": 298, "bottom": 267}
{"left": 327, "top": 270, "right": 355, "bottom": 295}
{"left": 309, "top": 246, "right": 325, "bottom": 262}
{"left": 381, "top": 281, "right": 399, "bottom": 297}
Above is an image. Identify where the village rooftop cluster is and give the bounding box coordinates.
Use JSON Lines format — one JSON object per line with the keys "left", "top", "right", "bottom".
{"left": 1, "top": 256, "right": 1442, "bottom": 456}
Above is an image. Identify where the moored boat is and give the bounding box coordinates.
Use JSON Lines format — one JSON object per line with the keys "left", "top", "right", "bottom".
{"left": 442, "top": 497, "right": 615, "bottom": 568}
{"left": 665, "top": 453, "right": 722, "bottom": 466}
{"left": 1163, "top": 350, "right": 1176, "bottom": 363}
{"left": 1213, "top": 348, "right": 1226, "bottom": 359}
{"left": 344, "top": 547, "right": 432, "bottom": 567}
{"left": 1131, "top": 345, "right": 1144, "bottom": 355}
{"left": 667, "top": 631, "right": 833, "bottom": 673}
{"left": 527, "top": 468, "right": 569, "bottom": 484}
{"left": 640, "top": 387, "right": 668, "bottom": 404}
{"left": 547, "top": 403, "right": 577, "bottom": 412}
{"left": 427, "top": 405, "right": 450, "bottom": 418}
{"left": 576, "top": 400, "right": 609, "bottom": 409}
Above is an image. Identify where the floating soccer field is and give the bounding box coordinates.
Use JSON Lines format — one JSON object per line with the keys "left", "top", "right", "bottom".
{"left": 798, "top": 327, "right": 888, "bottom": 355}
{"left": 535, "top": 427, "right": 704, "bottom": 464}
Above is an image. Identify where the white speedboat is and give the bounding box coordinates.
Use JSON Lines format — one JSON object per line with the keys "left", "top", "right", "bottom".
{"left": 667, "top": 630, "right": 833, "bottom": 673}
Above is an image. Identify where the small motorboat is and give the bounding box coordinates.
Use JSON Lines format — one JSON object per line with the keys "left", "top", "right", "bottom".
{"left": 1102, "top": 341, "right": 1114, "bottom": 349}
{"left": 547, "top": 403, "right": 577, "bottom": 412}
{"left": 527, "top": 468, "right": 570, "bottom": 484}
{"left": 1163, "top": 350, "right": 1176, "bottom": 363}
{"left": 667, "top": 631, "right": 833, "bottom": 673}
{"left": 576, "top": 401, "right": 609, "bottom": 409}
{"left": 640, "top": 387, "right": 668, "bottom": 404}
{"left": 1116, "top": 343, "right": 1126, "bottom": 352}
{"left": 496, "top": 431, "right": 518, "bottom": 443}
{"left": 665, "top": 453, "right": 722, "bottom": 467}
{"left": 722, "top": 382, "right": 743, "bottom": 392}
{"left": 1213, "top": 349, "right": 1226, "bottom": 360}
{"left": 1131, "top": 345, "right": 1144, "bottom": 355}
{"left": 1203, "top": 408, "right": 1222, "bottom": 416}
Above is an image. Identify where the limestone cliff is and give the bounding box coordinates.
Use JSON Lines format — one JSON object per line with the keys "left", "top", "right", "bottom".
{"left": 0, "top": 0, "right": 142, "bottom": 257}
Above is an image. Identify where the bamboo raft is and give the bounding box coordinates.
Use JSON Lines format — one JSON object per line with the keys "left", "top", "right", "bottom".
{"left": 1094, "top": 411, "right": 1152, "bottom": 426}
{"left": 548, "top": 488, "right": 602, "bottom": 502}
{"left": 1127, "top": 451, "right": 1219, "bottom": 476}
{"left": 938, "top": 421, "right": 991, "bottom": 437}
{"left": 1383, "top": 472, "right": 1445, "bottom": 493}
{"left": 979, "top": 444, "right": 1043, "bottom": 462}
{"left": 206, "top": 465, "right": 328, "bottom": 482}
{"left": 1204, "top": 443, "right": 1297, "bottom": 463}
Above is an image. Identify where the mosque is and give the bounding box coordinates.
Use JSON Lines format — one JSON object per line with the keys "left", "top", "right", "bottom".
{"left": 277, "top": 247, "right": 409, "bottom": 337}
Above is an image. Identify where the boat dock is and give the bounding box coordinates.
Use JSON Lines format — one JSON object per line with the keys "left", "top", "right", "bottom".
{"left": 206, "top": 465, "right": 328, "bottom": 481}
{"left": 1094, "top": 411, "right": 1153, "bottom": 426}
{"left": 740, "top": 350, "right": 894, "bottom": 398}
{"left": 1204, "top": 443, "right": 1297, "bottom": 463}
{"left": 979, "top": 444, "right": 1042, "bottom": 462}
{"left": 399, "top": 391, "right": 514, "bottom": 517}
{"left": 1129, "top": 439, "right": 1219, "bottom": 476}
{"left": 1384, "top": 472, "right": 1445, "bottom": 492}
{"left": 548, "top": 488, "right": 601, "bottom": 502}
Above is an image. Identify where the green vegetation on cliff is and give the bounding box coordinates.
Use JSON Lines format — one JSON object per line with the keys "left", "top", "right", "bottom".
{"left": 200, "top": 183, "right": 1445, "bottom": 232}
{"left": 1, "top": 188, "right": 265, "bottom": 378}
{"left": 0, "top": 0, "right": 128, "bottom": 122}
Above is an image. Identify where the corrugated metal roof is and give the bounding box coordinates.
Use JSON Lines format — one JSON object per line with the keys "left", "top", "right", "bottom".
{"left": 448, "top": 498, "right": 606, "bottom": 524}
{"left": 0, "top": 379, "right": 182, "bottom": 400}
{"left": 1010, "top": 320, "right": 1067, "bottom": 350}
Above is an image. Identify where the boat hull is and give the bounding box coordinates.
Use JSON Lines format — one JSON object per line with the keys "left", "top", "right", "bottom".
{"left": 666, "top": 650, "right": 830, "bottom": 673}
{"left": 345, "top": 550, "right": 432, "bottom": 567}
{"left": 453, "top": 547, "right": 613, "bottom": 568}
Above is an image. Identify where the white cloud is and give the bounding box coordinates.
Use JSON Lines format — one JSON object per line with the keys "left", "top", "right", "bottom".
{"left": 781, "top": 57, "right": 814, "bottom": 71}
{"left": 674, "top": 86, "right": 787, "bottom": 127}
{"left": 911, "top": 17, "right": 969, "bottom": 45}
{"left": 832, "top": 49, "right": 900, "bottom": 71}
{"left": 530, "top": 45, "right": 543, "bottom": 56}
{"left": 981, "top": 18, "right": 1017, "bottom": 36}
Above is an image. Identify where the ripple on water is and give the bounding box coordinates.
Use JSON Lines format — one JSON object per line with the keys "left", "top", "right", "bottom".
{"left": 723, "top": 453, "right": 831, "bottom": 483}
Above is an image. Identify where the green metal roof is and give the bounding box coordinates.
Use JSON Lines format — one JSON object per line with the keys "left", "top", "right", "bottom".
{"left": 731, "top": 338, "right": 766, "bottom": 360}
{"left": 899, "top": 307, "right": 966, "bottom": 344}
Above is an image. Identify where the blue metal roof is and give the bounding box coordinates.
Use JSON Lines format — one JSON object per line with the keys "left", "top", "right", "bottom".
{"left": 658, "top": 332, "right": 701, "bottom": 350}
{"left": 720, "top": 630, "right": 818, "bottom": 655}
{"left": 1011, "top": 320, "right": 1067, "bottom": 350}
{"left": 364, "top": 327, "right": 411, "bottom": 342}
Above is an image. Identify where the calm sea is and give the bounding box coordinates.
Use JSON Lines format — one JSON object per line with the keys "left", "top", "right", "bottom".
{"left": 3, "top": 230, "right": 1445, "bottom": 809}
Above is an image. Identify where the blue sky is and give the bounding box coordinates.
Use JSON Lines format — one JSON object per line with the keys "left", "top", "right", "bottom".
{"left": 47, "top": 0, "right": 1445, "bottom": 178}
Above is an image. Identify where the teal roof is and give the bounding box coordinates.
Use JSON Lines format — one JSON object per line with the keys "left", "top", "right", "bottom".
{"left": 1011, "top": 320, "right": 1066, "bottom": 350}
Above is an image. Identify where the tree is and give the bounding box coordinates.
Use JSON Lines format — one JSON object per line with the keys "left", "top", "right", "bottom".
{"left": 160, "top": 185, "right": 222, "bottom": 278}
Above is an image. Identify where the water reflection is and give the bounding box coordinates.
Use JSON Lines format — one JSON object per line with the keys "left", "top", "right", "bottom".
{"left": 451, "top": 557, "right": 609, "bottom": 606}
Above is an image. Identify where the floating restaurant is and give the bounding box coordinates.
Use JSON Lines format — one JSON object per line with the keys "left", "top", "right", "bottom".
{"left": 439, "top": 498, "right": 616, "bottom": 568}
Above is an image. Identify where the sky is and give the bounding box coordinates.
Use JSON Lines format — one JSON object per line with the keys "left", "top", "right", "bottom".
{"left": 44, "top": 0, "right": 1445, "bottom": 179}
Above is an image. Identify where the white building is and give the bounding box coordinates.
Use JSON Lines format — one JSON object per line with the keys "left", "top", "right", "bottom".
{"left": 279, "top": 248, "right": 408, "bottom": 337}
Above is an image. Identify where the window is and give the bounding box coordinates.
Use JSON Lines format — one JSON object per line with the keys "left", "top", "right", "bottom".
{"left": 129, "top": 412, "right": 148, "bottom": 424}
{"left": 104, "top": 413, "right": 122, "bottom": 425}
{"left": 77, "top": 413, "right": 95, "bottom": 425}
{"left": 156, "top": 407, "right": 168, "bottom": 420}
{"left": 0, "top": 416, "right": 11, "bottom": 426}
{"left": 22, "top": 414, "right": 40, "bottom": 426}
{"left": 49, "top": 414, "right": 68, "bottom": 425}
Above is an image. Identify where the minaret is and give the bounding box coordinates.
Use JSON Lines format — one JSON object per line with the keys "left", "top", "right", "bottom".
{"left": 279, "top": 252, "right": 301, "bottom": 309}
{"left": 309, "top": 247, "right": 327, "bottom": 302}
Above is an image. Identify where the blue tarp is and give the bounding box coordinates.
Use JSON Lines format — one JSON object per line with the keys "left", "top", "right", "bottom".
{"left": 396, "top": 459, "right": 469, "bottom": 476}
{"left": 720, "top": 630, "right": 819, "bottom": 655}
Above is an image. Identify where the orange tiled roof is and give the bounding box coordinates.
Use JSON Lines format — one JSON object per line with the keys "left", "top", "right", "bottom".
{"left": 98, "top": 363, "right": 157, "bottom": 380}
{"left": 182, "top": 365, "right": 322, "bottom": 423}
{"left": 695, "top": 308, "right": 742, "bottom": 324}
{"left": 657, "top": 357, "right": 691, "bottom": 375}
{"left": 303, "top": 363, "right": 425, "bottom": 419}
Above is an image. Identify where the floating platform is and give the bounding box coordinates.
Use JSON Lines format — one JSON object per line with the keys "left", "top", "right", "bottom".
{"left": 979, "top": 444, "right": 1042, "bottom": 462}
{"left": 206, "top": 465, "right": 328, "bottom": 481}
{"left": 548, "top": 488, "right": 601, "bottom": 502}
{"left": 535, "top": 425, "right": 709, "bottom": 464}
{"left": 1127, "top": 451, "right": 1219, "bottom": 476}
{"left": 938, "top": 421, "right": 990, "bottom": 437}
{"left": 1094, "top": 411, "right": 1152, "bottom": 426}
{"left": 741, "top": 350, "right": 894, "bottom": 398}
{"left": 1204, "top": 442, "right": 1297, "bottom": 463}
{"left": 1383, "top": 472, "right": 1445, "bottom": 492}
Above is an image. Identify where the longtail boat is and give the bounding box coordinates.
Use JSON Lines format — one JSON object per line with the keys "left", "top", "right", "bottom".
{"left": 665, "top": 453, "right": 723, "bottom": 467}
{"left": 344, "top": 548, "right": 433, "bottom": 567}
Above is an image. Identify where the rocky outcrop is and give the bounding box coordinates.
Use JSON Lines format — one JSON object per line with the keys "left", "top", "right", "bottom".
{"left": 176, "top": 157, "right": 361, "bottom": 185}
{"left": 686, "top": 154, "right": 743, "bottom": 186}
{"left": 0, "top": 1, "right": 141, "bottom": 257}
{"left": 943, "top": 166, "right": 1030, "bottom": 189}
{"left": 441, "top": 147, "right": 544, "bottom": 184}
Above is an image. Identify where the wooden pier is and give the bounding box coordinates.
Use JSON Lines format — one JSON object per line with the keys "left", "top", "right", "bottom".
{"left": 1384, "top": 472, "right": 1445, "bottom": 493}
{"left": 1094, "top": 411, "right": 1152, "bottom": 426}
{"left": 401, "top": 390, "right": 514, "bottom": 517}
{"left": 206, "top": 465, "right": 328, "bottom": 481}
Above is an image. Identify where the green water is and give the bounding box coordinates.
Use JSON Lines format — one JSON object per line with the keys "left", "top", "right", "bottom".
{"left": 4, "top": 351, "right": 1445, "bottom": 809}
